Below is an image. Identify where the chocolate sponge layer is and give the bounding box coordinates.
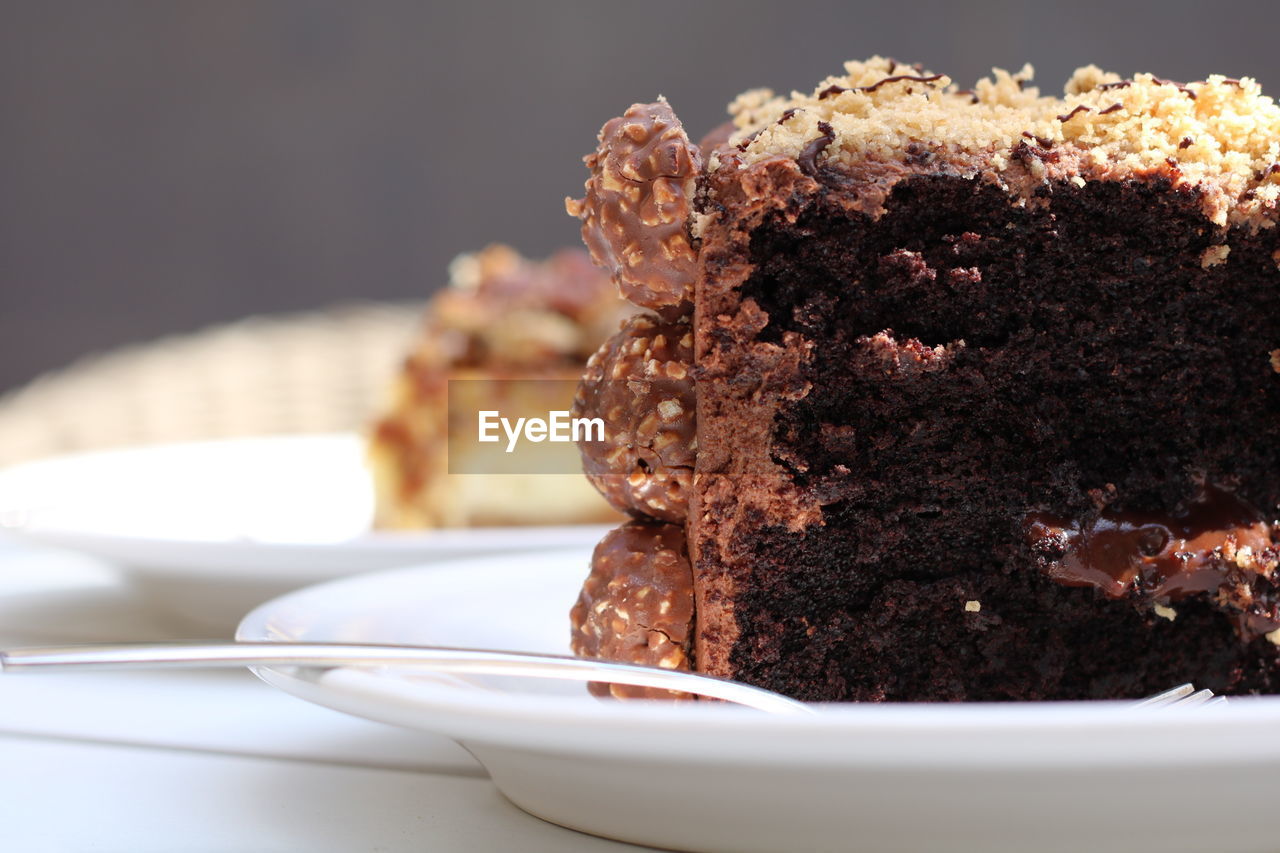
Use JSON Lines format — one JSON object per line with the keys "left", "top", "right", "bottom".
{"left": 692, "top": 172, "right": 1280, "bottom": 701}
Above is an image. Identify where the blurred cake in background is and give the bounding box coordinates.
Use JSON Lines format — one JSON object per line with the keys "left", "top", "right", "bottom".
{"left": 368, "top": 244, "right": 629, "bottom": 528}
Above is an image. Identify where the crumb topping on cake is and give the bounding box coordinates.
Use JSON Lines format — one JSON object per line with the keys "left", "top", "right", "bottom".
{"left": 719, "top": 57, "right": 1280, "bottom": 227}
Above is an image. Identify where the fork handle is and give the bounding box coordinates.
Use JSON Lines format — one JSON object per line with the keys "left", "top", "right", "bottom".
{"left": 0, "top": 641, "right": 814, "bottom": 715}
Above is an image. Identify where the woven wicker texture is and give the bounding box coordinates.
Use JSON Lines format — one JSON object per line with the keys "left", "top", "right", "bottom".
{"left": 0, "top": 303, "right": 422, "bottom": 467}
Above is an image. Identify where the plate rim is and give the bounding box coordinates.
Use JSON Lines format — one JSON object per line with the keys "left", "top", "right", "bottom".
{"left": 0, "top": 433, "right": 613, "bottom": 578}
{"left": 236, "top": 548, "right": 1280, "bottom": 768}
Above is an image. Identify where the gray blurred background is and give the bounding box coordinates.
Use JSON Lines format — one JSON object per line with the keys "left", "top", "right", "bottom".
{"left": 3, "top": 0, "right": 1276, "bottom": 393}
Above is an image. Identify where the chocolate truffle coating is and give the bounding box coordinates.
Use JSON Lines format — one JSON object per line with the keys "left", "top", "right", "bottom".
{"left": 570, "top": 519, "right": 695, "bottom": 699}
{"left": 565, "top": 99, "right": 701, "bottom": 314}
{"left": 572, "top": 313, "right": 695, "bottom": 522}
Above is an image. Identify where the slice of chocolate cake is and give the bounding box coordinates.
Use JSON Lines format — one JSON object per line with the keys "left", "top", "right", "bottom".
{"left": 367, "top": 244, "right": 628, "bottom": 528}
{"left": 568, "top": 58, "right": 1280, "bottom": 701}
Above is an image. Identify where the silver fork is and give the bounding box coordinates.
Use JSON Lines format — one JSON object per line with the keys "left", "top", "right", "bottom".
{"left": 0, "top": 642, "right": 1227, "bottom": 712}
{"left": 1130, "top": 683, "right": 1227, "bottom": 708}
{"left": 0, "top": 642, "right": 815, "bottom": 714}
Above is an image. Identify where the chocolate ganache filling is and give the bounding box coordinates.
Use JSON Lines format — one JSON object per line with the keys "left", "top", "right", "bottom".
{"left": 1026, "top": 486, "right": 1280, "bottom": 633}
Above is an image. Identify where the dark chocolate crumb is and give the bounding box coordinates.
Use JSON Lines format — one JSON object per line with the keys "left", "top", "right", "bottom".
{"left": 721, "top": 168, "right": 1280, "bottom": 702}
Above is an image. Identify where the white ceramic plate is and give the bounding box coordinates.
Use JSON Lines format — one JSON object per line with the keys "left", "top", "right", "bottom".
{"left": 238, "top": 548, "right": 1280, "bottom": 853}
{"left": 0, "top": 435, "right": 608, "bottom": 628}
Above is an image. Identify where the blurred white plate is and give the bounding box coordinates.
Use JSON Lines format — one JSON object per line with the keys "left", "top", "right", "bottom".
{"left": 239, "top": 549, "right": 1280, "bottom": 853}
{"left": 0, "top": 435, "right": 608, "bottom": 629}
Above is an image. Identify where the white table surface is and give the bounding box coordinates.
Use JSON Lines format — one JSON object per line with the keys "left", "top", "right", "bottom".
{"left": 0, "top": 536, "right": 651, "bottom": 852}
